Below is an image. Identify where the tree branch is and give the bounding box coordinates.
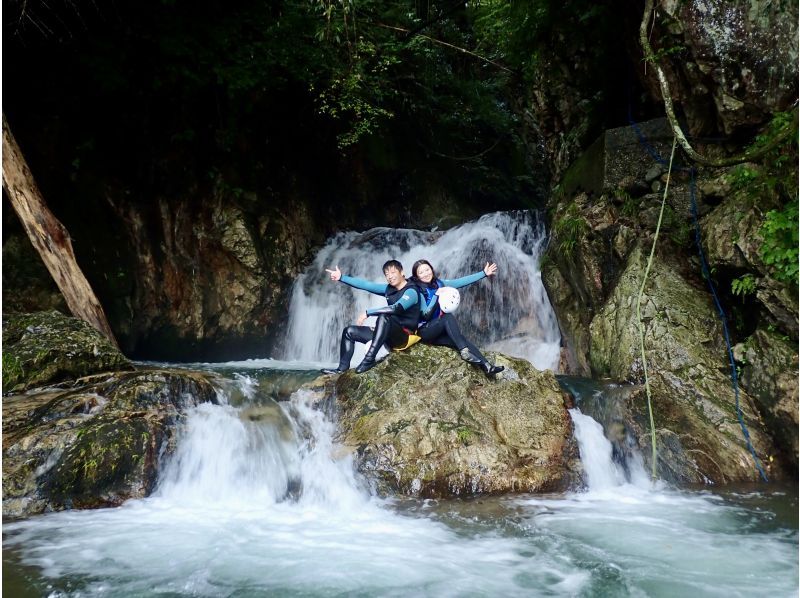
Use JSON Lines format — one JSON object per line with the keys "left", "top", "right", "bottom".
{"left": 373, "top": 21, "right": 512, "bottom": 73}
{"left": 2, "top": 115, "right": 119, "bottom": 347}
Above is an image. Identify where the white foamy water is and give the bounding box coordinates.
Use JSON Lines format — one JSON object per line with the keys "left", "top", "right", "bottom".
{"left": 282, "top": 211, "right": 561, "bottom": 370}
{"left": 4, "top": 377, "right": 797, "bottom": 597}
{"left": 569, "top": 408, "right": 651, "bottom": 492}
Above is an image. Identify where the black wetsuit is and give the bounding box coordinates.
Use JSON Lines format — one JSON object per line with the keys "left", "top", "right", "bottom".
{"left": 334, "top": 277, "right": 422, "bottom": 371}
{"left": 415, "top": 278, "right": 489, "bottom": 365}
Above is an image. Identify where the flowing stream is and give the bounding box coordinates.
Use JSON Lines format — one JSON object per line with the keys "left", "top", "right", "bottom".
{"left": 4, "top": 366, "right": 797, "bottom": 596}
{"left": 4, "top": 213, "right": 798, "bottom": 596}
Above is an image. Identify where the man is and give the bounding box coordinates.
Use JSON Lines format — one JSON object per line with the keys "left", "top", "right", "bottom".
{"left": 322, "top": 260, "right": 421, "bottom": 374}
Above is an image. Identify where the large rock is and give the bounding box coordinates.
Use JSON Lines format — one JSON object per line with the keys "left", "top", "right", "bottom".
{"left": 311, "top": 344, "right": 579, "bottom": 497}
{"left": 734, "top": 327, "right": 799, "bottom": 471}
{"left": 589, "top": 244, "right": 782, "bottom": 482}
{"left": 2, "top": 369, "right": 219, "bottom": 518}
{"left": 700, "top": 188, "right": 798, "bottom": 340}
{"left": 107, "top": 194, "right": 319, "bottom": 360}
{"left": 557, "top": 119, "right": 675, "bottom": 198}
{"left": 2, "top": 310, "right": 134, "bottom": 393}
{"left": 649, "top": 0, "right": 798, "bottom": 135}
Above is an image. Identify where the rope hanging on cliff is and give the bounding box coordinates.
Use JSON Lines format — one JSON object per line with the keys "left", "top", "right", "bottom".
{"left": 687, "top": 168, "right": 769, "bottom": 482}
{"left": 627, "top": 119, "right": 770, "bottom": 482}
{"left": 636, "top": 137, "right": 677, "bottom": 481}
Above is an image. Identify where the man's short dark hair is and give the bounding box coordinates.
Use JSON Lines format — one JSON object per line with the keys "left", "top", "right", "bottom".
{"left": 382, "top": 259, "right": 403, "bottom": 273}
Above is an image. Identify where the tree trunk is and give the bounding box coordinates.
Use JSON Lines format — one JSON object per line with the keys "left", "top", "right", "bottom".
{"left": 2, "top": 115, "right": 119, "bottom": 348}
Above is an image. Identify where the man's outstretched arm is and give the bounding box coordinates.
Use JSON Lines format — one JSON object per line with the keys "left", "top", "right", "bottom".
{"left": 325, "top": 265, "right": 386, "bottom": 295}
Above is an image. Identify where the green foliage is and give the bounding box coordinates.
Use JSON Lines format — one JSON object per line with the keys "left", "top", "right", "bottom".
{"left": 731, "top": 274, "right": 757, "bottom": 297}
{"left": 315, "top": 40, "right": 398, "bottom": 148}
{"left": 553, "top": 203, "right": 588, "bottom": 255}
{"left": 760, "top": 200, "right": 799, "bottom": 284}
{"left": 727, "top": 165, "right": 761, "bottom": 191}
{"left": 617, "top": 189, "right": 638, "bottom": 218}
{"left": 720, "top": 111, "right": 799, "bottom": 287}
{"left": 456, "top": 426, "right": 475, "bottom": 445}
{"left": 644, "top": 45, "right": 685, "bottom": 64}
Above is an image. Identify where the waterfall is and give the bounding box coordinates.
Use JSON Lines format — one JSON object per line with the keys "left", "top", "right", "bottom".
{"left": 155, "top": 385, "right": 366, "bottom": 510}
{"left": 282, "top": 211, "right": 561, "bottom": 371}
{"left": 569, "top": 408, "right": 651, "bottom": 491}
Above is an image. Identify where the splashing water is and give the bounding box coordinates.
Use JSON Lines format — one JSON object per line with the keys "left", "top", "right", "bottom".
{"left": 3, "top": 370, "right": 797, "bottom": 596}
{"left": 282, "top": 211, "right": 561, "bottom": 370}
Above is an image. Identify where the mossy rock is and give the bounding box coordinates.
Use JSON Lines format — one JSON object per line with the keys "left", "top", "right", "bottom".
{"left": 2, "top": 369, "right": 218, "bottom": 518}
{"left": 588, "top": 244, "right": 785, "bottom": 482}
{"left": 2, "top": 310, "right": 134, "bottom": 393}
{"left": 311, "top": 344, "right": 579, "bottom": 497}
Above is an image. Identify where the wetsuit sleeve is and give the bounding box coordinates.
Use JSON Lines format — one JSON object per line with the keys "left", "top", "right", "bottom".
{"left": 340, "top": 275, "right": 388, "bottom": 295}
{"left": 440, "top": 271, "right": 486, "bottom": 289}
{"left": 366, "top": 289, "right": 420, "bottom": 316}
{"left": 420, "top": 293, "right": 439, "bottom": 320}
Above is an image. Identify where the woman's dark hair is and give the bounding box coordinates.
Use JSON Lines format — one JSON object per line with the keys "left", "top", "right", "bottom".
{"left": 411, "top": 259, "right": 438, "bottom": 288}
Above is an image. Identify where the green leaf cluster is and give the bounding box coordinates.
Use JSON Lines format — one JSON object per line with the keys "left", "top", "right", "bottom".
{"left": 731, "top": 274, "right": 757, "bottom": 297}
{"left": 760, "top": 200, "right": 799, "bottom": 284}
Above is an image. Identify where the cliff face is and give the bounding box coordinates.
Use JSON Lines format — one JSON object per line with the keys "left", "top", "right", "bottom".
{"left": 520, "top": 0, "right": 798, "bottom": 478}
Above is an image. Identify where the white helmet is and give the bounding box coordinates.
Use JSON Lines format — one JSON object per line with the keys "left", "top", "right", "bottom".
{"left": 437, "top": 286, "right": 461, "bottom": 313}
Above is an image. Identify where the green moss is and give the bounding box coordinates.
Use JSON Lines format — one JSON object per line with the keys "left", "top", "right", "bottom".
{"left": 45, "top": 415, "right": 152, "bottom": 507}
{"left": 2, "top": 353, "right": 24, "bottom": 390}
{"left": 456, "top": 426, "right": 476, "bottom": 445}
{"left": 2, "top": 311, "right": 133, "bottom": 393}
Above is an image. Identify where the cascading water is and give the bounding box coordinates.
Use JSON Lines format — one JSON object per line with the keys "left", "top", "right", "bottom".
{"left": 282, "top": 211, "right": 561, "bottom": 371}
{"left": 3, "top": 371, "right": 798, "bottom": 596}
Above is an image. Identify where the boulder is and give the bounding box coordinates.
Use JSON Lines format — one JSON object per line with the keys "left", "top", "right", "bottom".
{"left": 589, "top": 244, "right": 783, "bottom": 482}
{"left": 653, "top": 0, "right": 797, "bottom": 134}
{"left": 307, "top": 344, "right": 579, "bottom": 497}
{"left": 2, "top": 310, "right": 134, "bottom": 393}
{"left": 2, "top": 369, "right": 219, "bottom": 518}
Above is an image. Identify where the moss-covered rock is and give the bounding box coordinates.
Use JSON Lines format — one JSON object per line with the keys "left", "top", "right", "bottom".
{"left": 589, "top": 244, "right": 782, "bottom": 482}
{"left": 2, "top": 310, "right": 134, "bottom": 393}
{"left": 305, "top": 344, "right": 579, "bottom": 498}
{"left": 2, "top": 369, "right": 218, "bottom": 518}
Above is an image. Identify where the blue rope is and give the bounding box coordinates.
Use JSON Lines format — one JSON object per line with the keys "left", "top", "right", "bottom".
{"left": 627, "top": 116, "right": 769, "bottom": 482}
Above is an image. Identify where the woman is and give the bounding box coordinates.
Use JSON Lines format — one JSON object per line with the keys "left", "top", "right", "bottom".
{"left": 410, "top": 259, "right": 504, "bottom": 378}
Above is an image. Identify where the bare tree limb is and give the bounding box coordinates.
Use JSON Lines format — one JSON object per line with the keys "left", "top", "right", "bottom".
{"left": 373, "top": 22, "right": 512, "bottom": 73}
{"left": 2, "top": 115, "right": 119, "bottom": 347}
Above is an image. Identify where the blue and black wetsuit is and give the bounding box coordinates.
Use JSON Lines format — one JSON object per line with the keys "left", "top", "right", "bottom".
{"left": 414, "top": 271, "right": 492, "bottom": 368}
{"left": 333, "top": 275, "right": 422, "bottom": 371}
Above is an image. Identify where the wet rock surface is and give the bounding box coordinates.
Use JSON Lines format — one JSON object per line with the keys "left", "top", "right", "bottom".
{"left": 2, "top": 369, "right": 219, "bottom": 519}
{"left": 2, "top": 310, "right": 134, "bottom": 393}
{"left": 304, "top": 344, "right": 579, "bottom": 498}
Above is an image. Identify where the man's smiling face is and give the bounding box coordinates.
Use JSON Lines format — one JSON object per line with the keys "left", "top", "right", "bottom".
{"left": 383, "top": 266, "right": 404, "bottom": 287}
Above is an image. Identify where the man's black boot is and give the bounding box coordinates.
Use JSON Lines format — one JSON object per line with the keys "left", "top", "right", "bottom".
{"left": 481, "top": 362, "right": 504, "bottom": 377}
{"left": 355, "top": 315, "right": 390, "bottom": 374}
{"left": 354, "top": 359, "right": 378, "bottom": 374}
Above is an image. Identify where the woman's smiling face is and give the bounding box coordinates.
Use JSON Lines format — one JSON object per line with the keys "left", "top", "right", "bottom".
{"left": 415, "top": 263, "right": 434, "bottom": 284}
